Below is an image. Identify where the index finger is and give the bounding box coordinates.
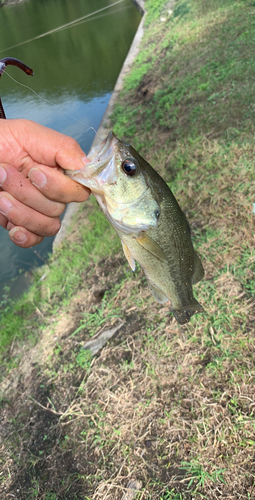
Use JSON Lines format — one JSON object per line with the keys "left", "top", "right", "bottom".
{"left": 28, "top": 164, "right": 90, "bottom": 203}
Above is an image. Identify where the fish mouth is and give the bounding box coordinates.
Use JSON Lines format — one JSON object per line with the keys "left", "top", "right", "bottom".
{"left": 85, "top": 131, "right": 120, "bottom": 172}
{"left": 66, "top": 131, "right": 118, "bottom": 179}
{"left": 90, "top": 131, "right": 118, "bottom": 161}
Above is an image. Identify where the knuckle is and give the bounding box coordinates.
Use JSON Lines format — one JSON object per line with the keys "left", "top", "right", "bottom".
{"left": 76, "top": 186, "right": 90, "bottom": 202}
{"left": 46, "top": 201, "right": 65, "bottom": 217}
{"left": 66, "top": 137, "right": 79, "bottom": 150}
{"left": 31, "top": 234, "right": 44, "bottom": 247}
{"left": 11, "top": 183, "right": 24, "bottom": 199}
{"left": 19, "top": 213, "right": 32, "bottom": 229}
{"left": 0, "top": 214, "right": 8, "bottom": 229}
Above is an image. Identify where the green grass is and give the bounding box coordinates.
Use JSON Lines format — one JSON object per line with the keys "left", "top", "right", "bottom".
{"left": 34, "top": 200, "right": 120, "bottom": 305}
{"left": 0, "top": 198, "right": 120, "bottom": 369}
{"left": 112, "top": 0, "right": 255, "bottom": 149}
{"left": 160, "top": 490, "right": 185, "bottom": 500}
{"left": 180, "top": 460, "right": 226, "bottom": 490}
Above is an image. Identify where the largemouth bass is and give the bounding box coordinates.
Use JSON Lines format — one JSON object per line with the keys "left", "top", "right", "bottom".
{"left": 66, "top": 132, "right": 204, "bottom": 324}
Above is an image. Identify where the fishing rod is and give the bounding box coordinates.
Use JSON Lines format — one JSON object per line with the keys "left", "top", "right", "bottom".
{"left": 0, "top": 56, "right": 33, "bottom": 118}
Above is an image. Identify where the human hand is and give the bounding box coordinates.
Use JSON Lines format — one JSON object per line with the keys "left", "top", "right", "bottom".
{"left": 0, "top": 119, "right": 90, "bottom": 248}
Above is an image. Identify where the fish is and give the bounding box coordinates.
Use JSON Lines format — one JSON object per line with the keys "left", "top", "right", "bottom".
{"left": 66, "top": 132, "right": 204, "bottom": 324}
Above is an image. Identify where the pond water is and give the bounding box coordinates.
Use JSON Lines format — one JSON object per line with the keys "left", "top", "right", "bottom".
{"left": 0, "top": 0, "right": 141, "bottom": 300}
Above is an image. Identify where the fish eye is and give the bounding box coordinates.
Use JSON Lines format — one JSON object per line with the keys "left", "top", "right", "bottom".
{"left": 121, "top": 158, "right": 139, "bottom": 177}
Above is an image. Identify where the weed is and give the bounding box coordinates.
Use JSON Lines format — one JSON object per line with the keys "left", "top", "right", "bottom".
{"left": 180, "top": 460, "right": 226, "bottom": 490}
{"left": 45, "top": 493, "right": 58, "bottom": 500}
{"left": 160, "top": 489, "right": 184, "bottom": 500}
{"left": 0, "top": 285, "right": 12, "bottom": 312}
{"left": 75, "top": 349, "right": 92, "bottom": 370}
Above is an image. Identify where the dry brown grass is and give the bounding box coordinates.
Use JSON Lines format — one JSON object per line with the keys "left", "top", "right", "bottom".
{"left": 1, "top": 216, "right": 255, "bottom": 498}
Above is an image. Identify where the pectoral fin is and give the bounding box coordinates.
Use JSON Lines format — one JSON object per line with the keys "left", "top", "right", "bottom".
{"left": 121, "top": 241, "right": 136, "bottom": 271}
{"left": 136, "top": 233, "right": 167, "bottom": 262}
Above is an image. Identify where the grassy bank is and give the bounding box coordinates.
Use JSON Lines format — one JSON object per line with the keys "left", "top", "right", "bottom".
{"left": 1, "top": 0, "right": 255, "bottom": 498}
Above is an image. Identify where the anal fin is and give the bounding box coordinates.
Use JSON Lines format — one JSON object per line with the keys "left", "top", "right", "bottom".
{"left": 147, "top": 281, "right": 169, "bottom": 304}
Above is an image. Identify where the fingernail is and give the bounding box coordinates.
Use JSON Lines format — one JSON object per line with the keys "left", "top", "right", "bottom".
{"left": 0, "top": 196, "right": 12, "bottom": 215}
{"left": 0, "top": 166, "right": 7, "bottom": 185}
{"left": 82, "top": 155, "right": 90, "bottom": 165}
{"left": 29, "top": 168, "right": 47, "bottom": 188}
{"left": 9, "top": 227, "right": 27, "bottom": 244}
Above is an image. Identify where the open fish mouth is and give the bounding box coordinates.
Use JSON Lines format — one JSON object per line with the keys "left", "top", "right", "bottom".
{"left": 89, "top": 131, "right": 117, "bottom": 162}
{"left": 66, "top": 132, "right": 118, "bottom": 178}
{"left": 65, "top": 132, "right": 120, "bottom": 194}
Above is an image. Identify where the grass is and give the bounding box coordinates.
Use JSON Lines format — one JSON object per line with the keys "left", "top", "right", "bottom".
{"left": 112, "top": 0, "right": 255, "bottom": 149}
{"left": 0, "top": 197, "right": 120, "bottom": 372}
{"left": 180, "top": 460, "right": 226, "bottom": 490}
{"left": 1, "top": 0, "right": 255, "bottom": 498}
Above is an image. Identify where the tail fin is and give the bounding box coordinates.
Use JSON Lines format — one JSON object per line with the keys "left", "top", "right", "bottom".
{"left": 172, "top": 299, "right": 204, "bottom": 325}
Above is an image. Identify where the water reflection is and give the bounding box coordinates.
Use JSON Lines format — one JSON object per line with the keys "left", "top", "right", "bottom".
{"left": 0, "top": 0, "right": 141, "bottom": 299}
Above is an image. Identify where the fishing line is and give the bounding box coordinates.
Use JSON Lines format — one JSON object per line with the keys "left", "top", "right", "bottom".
{"left": 4, "top": 71, "right": 104, "bottom": 142}
{"left": 0, "top": 0, "right": 125, "bottom": 53}
{"left": 0, "top": 1, "right": 131, "bottom": 139}
{"left": 55, "top": 4, "right": 131, "bottom": 34}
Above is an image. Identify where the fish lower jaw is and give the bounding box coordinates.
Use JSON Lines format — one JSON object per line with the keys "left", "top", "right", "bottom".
{"left": 95, "top": 194, "right": 155, "bottom": 234}
{"left": 110, "top": 215, "right": 158, "bottom": 234}
{"left": 113, "top": 221, "right": 152, "bottom": 236}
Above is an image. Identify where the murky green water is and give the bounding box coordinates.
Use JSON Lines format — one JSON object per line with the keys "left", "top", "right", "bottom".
{"left": 0, "top": 0, "right": 140, "bottom": 299}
